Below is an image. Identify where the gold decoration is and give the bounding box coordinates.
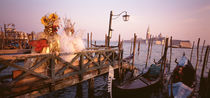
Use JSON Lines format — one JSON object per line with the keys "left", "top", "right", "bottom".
{"left": 41, "top": 16, "right": 48, "bottom": 26}
{"left": 49, "top": 13, "right": 58, "bottom": 21}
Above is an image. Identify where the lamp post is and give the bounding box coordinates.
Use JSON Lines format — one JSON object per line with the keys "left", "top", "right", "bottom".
{"left": 107, "top": 11, "right": 130, "bottom": 47}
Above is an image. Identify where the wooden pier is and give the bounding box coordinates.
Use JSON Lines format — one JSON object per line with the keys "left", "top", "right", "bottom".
{"left": 0, "top": 47, "right": 132, "bottom": 97}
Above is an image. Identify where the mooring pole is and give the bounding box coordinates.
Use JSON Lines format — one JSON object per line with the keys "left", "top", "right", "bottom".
{"left": 105, "top": 34, "right": 108, "bottom": 47}
{"left": 199, "top": 46, "right": 209, "bottom": 98}
{"left": 87, "top": 33, "right": 89, "bottom": 48}
{"left": 207, "top": 69, "right": 210, "bottom": 97}
{"left": 200, "top": 40, "right": 206, "bottom": 62}
{"left": 145, "top": 35, "right": 152, "bottom": 68}
{"left": 132, "top": 33, "right": 137, "bottom": 70}
{"left": 162, "top": 38, "right": 169, "bottom": 74}
{"left": 118, "top": 36, "right": 123, "bottom": 81}
{"left": 200, "top": 46, "right": 209, "bottom": 81}
{"left": 190, "top": 41, "right": 195, "bottom": 62}
{"left": 195, "top": 38, "right": 200, "bottom": 74}
{"left": 118, "top": 34, "right": 121, "bottom": 47}
{"left": 137, "top": 40, "right": 140, "bottom": 55}
{"left": 149, "top": 37, "right": 154, "bottom": 59}
{"left": 169, "top": 36, "right": 172, "bottom": 72}
{"left": 90, "top": 32, "right": 92, "bottom": 48}
{"left": 130, "top": 40, "right": 133, "bottom": 55}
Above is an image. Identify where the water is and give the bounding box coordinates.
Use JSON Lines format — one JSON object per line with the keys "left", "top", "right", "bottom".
{"left": 39, "top": 41, "right": 210, "bottom": 98}
{"left": 1, "top": 41, "right": 209, "bottom": 98}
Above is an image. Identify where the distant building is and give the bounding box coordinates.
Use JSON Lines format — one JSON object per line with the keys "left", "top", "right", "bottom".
{"left": 144, "top": 26, "right": 165, "bottom": 45}
{"left": 171, "top": 40, "right": 191, "bottom": 48}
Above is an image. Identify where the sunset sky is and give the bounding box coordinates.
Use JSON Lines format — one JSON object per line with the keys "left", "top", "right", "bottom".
{"left": 0, "top": 0, "right": 210, "bottom": 44}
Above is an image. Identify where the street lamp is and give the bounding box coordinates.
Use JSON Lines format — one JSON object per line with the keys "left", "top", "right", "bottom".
{"left": 107, "top": 11, "right": 130, "bottom": 47}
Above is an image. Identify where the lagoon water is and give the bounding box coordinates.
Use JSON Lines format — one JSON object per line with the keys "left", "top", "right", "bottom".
{"left": 31, "top": 41, "right": 210, "bottom": 98}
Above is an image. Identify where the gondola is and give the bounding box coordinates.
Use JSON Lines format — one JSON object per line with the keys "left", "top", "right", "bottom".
{"left": 168, "top": 53, "right": 196, "bottom": 98}
{"left": 112, "top": 59, "right": 164, "bottom": 98}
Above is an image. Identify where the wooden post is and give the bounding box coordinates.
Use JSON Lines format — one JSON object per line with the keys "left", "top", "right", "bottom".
{"left": 195, "top": 38, "right": 200, "bottom": 73}
{"left": 149, "top": 37, "right": 154, "bottom": 59}
{"left": 190, "top": 41, "right": 195, "bottom": 62}
{"left": 76, "top": 54, "right": 84, "bottom": 98}
{"left": 199, "top": 46, "right": 209, "bottom": 98}
{"left": 200, "top": 46, "right": 209, "bottom": 81}
{"left": 207, "top": 69, "right": 210, "bottom": 97}
{"left": 90, "top": 32, "right": 92, "bottom": 48}
{"left": 169, "top": 36, "right": 172, "bottom": 72}
{"left": 145, "top": 35, "right": 152, "bottom": 68}
{"left": 105, "top": 34, "right": 107, "bottom": 47}
{"left": 170, "top": 78, "right": 174, "bottom": 97}
{"left": 137, "top": 40, "right": 140, "bottom": 55}
{"left": 88, "top": 78, "right": 94, "bottom": 98}
{"left": 49, "top": 55, "right": 55, "bottom": 91}
{"left": 161, "top": 43, "right": 164, "bottom": 57}
{"left": 132, "top": 33, "right": 137, "bottom": 70}
{"left": 200, "top": 40, "right": 206, "bottom": 62}
{"left": 118, "top": 36, "right": 122, "bottom": 81}
{"left": 87, "top": 33, "right": 89, "bottom": 48}
{"left": 94, "top": 41, "right": 96, "bottom": 46}
{"left": 0, "top": 27, "right": 3, "bottom": 49}
{"left": 3, "top": 24, "right": 6, "bottom": 49}
{"left": 118, "top": 34, "right": 121, "bottom": 47}
{"left": 161, "top": 38, "right": 169, "bottom": 73}
{"left": 130, "top": 40, "right": 133, "bottom": 55}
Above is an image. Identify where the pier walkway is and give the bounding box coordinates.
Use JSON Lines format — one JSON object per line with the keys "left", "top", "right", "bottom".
{"left": 0, "top": 47, "right": 131, "bottom": 97}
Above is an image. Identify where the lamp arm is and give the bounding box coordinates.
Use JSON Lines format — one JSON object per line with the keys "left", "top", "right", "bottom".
{"left": 113, "top": 11, "right": 128, "bottom": 17}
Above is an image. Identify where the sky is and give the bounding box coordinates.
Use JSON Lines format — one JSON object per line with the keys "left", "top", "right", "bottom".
{"left": 0, "top": 0, "right": 210, "bottom": 44}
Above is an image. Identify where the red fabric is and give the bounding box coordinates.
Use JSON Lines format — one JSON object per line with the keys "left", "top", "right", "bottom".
{"left": 29, "top": 39, "right": 48, "bottom": 53}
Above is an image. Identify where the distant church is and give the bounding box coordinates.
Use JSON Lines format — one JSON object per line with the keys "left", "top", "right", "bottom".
{"left": 145, "top": 26, "right": 165, "bottom": 45}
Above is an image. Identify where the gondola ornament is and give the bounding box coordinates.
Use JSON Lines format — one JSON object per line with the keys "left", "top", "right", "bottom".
{"left": 108, "top": 65, "right": 115, "bottom": 98}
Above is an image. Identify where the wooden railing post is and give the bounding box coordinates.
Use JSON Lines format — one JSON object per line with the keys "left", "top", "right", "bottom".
{"left": 49, "top": 54, "right": 55, "bottom": 92}
{"left": 98, "top": 53, "right": 101, "bottom": 74}
{"left": 76, "top": 53, "right": 84, "bottom": 98}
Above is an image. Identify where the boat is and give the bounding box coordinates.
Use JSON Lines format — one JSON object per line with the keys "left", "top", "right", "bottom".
{"left": 112, "top": 59, "right": 164, "bottom": 98}
{"left": 168, "top": 53, "right": 196, "bottom": 98}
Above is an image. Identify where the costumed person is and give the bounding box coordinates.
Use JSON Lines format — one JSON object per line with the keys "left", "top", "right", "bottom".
{"left": 60, "top": 18, "right": 85, "bottom": 62}
{"left": 24, "top": 13, "right": 61, "bottom": 75}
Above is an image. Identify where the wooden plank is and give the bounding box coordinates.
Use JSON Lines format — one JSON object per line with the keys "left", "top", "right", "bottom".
{"left": 28, "top": 64, "right": 120, "bottom": 98}
{"left": 0, "top": 59, "right": 49, "bottom": 79}
{"left": 55, "top": 55, "right": 80, "bottom": 75}
{"left": 0, "top": 49, "right": 31, "bottom": 54}
{"left": 84, "top": 53, "right": 100, "bottom": 66}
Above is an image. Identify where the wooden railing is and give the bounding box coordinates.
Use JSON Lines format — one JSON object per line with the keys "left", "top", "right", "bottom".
{"left": 0, "top": 47, "right": 123, "bottom": 97}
